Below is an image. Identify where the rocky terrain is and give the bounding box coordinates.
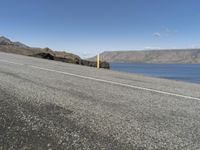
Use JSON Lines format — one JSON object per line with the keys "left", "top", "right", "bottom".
{"left": 89, "top": 49, "right": 200, "bottom": 64}
{"left": 0, "top": 36, "right": 109, "bottom": 69}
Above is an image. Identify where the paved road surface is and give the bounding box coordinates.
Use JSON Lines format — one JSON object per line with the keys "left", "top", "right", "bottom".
{"left": 1, "top": 52, "right": 200, "bottom": 150}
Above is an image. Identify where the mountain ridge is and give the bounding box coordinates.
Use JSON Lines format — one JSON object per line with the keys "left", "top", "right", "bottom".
{"left": 88, "top": 49, "right": 200, "bottom": 64}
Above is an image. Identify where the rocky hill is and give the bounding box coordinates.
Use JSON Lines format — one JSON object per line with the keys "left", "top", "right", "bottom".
{"left": 0, "top": 36, "right": 109, "bottom": 69}
{"left": 89, "top": 49, "right": 200, "bottom": 64}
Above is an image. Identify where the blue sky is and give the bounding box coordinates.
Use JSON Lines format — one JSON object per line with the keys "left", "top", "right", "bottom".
{"left": 0, "top": 0, "right": 200, "bottom": 58}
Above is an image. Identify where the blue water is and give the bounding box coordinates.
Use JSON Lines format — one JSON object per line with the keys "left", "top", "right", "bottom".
{"left": 110, "top": 63, "right": 200, "bottom": 84}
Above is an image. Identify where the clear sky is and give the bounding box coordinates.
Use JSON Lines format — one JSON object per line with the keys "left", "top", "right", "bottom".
{"left": 0, "top": 0, "right": 200, "bottom": 58}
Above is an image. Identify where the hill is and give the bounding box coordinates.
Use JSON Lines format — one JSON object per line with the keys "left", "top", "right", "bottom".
{"left": 0, "top": 36, "right": 109, "bottom": 68}
{"left": 89, "top": 49, "right": 200, "bottom": 64}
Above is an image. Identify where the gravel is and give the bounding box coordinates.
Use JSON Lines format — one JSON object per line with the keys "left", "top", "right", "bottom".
{"left": 1, "top": 52, "right": 200, "bottom": 150}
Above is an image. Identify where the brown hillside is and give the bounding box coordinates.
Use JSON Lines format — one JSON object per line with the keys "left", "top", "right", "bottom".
{"left": 89, "top": 49, "right": 200, "bottom": 64}
{"left": 0, "top": 36, "right": 109, "bottom": 69}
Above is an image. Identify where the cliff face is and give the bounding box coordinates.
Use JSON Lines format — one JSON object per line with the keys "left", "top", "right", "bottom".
{"left": 89, "top": 49, "right": 200, "bottom": 64}
{"left": 0, "top": 36, "right": 109, "bottom": 69}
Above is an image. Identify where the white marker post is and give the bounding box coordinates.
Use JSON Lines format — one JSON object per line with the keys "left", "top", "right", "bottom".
{"left": 97, "top": 53, "right": 100, "bottom": 69}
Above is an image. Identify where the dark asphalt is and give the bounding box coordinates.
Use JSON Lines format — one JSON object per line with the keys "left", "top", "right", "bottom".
{"left": 1, "top": 52, "right": 200, "bottom": 150}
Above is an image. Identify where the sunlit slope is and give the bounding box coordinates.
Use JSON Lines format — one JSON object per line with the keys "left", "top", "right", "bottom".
{"left": 89, "top": 49, "right": 200, "bottom": 63}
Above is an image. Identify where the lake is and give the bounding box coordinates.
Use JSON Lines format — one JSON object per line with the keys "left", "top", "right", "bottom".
{"left": 110, "top": 63, "right": 200, "bottom": 84}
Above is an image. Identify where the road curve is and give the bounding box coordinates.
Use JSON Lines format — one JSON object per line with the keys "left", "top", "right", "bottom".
{"left": 1, "top": 52, "right": 200, "bottom": 150}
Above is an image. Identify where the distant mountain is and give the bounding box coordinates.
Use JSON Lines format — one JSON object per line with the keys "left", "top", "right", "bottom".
{"left": 13, "top": 41, "right": 30, "bottom": 48}
{"left": 0, "top": 36, "right": 29, "bottom": 48}
{"left": 88, "top": 49, "right": 200, "bottom": 64}
{"left": 0, "top": 36, "right": 12, "bottom": 45}
{"left": 0, "top": 36, "right": 109, "bottom": 68}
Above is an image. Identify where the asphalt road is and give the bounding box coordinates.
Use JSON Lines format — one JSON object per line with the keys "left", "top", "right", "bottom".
{"left": 1, "top": 52, "right": 200, "bottom": 150}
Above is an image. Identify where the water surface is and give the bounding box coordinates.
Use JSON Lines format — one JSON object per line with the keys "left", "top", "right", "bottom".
{"left": 110, "top": 63, "right": 200, "bottom": 84}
